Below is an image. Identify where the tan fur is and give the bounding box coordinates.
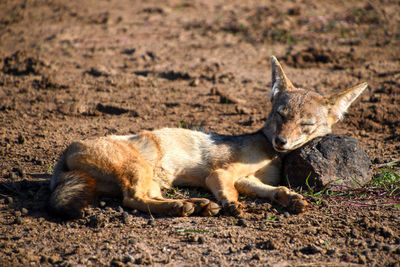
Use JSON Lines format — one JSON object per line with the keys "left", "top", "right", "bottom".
{"left": 49, "top": 56, "right": 368, "bottom": 218}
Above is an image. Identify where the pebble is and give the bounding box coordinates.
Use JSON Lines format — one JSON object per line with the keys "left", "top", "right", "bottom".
{"left": 122, "top": 212, "right": 130, "bottom": 224}
{"left": 99, "top": 201, "right": 106, "bottom": 208}
{"left": 110, "top": 258, "right": 124, "bottom": 267}
{"left": 283, "top": 211, "right": 290, "bottom": 218}
{"left": 14, "top": 217, "right": 22, "bottom": 225}
{"left": 187, "top": 234, "right": 199, "bottom": 242}
{"left": 351, "top": 228, "right": 359, "bottom": 238}
{"left": 14, "top": 166, "right": 25, "bottom": 177}
{"left": 237, "top": 218, "right": 247, "bottom": 227}
{"left": 21, "top": 208, "right": 28, "bottom": 215}
{"left": 189, "top": 78, "right": 199, "bottom": 87}
{"left": 123, "top": 255, "right": 134, "bottom": 263}
{"left": 300, "top": 244, "right": 321, "bottom": 255}
{"left": 17, "top": 134, "right": 25, "bottom": 144}
{"left": 6, "top": 196, "right": 13, "bottom": 205}
{"left": 198, "top": 236, "right": 205, "bottom": 244}
{"left": 9, "top": 172, "right": 18, "bottom": 180}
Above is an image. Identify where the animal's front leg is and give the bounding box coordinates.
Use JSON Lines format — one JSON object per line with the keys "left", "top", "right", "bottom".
{"left": 205, "top": 170, "right": 243, "bottom": 216}
{"left": 235, "top": 176, "right": 308, "bottom": 213}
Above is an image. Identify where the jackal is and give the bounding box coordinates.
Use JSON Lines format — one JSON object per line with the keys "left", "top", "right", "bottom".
{"left": 49, "top": 56, "right": 368, "bottom": 218}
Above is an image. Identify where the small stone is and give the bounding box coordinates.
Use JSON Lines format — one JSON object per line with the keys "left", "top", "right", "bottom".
{"left": 14, "top": 217, "right": 22, "bottom": 225}
{"left": 15, "top": 211, "right": 22, "bottom": 217}
{"left": 40, "top": 255, "right": 48, "bottom": 263}
{"left": 21, "top": 208, "right": 28, "bottom": 215}
{"left": 6, "top": 196, "right": 13, "bottom": 205}
{"left": 235, "top": 105, "right": 251, "bottom": 114}
{"left": 122, "top": 212, "right": 130, "bottom": 224}
{"left": 383, "top": 245, "right": 392, "bottom": 252}
{"left": 198, "top": 236, "right": 205, "bottom": 244}
{"left": 118, "top": 206, "right": 124, "bottom": 213}
{"left": 243, "top": 244, "right": 253, "bottom": 251}
{"left": 123, "top": 255, "right": 134, "bottom": 263}
{"left": 187, "top": 234, "right": 199, "bottom": 242}
{"left": 9, "top": 172, "right": 18, "bottom": 180}
{"left": 99, "top": 201, "right": 106, "bottom": 207}
{"left": 189, "top": 78, "right": 199, "bottom": 87}
{"left": 300, "top": 244, "right": 321, "bottom": 255}
{"left": 283, "top": 211, "right": 290, "bottom": 218}
{"left": 35, "top": 159, "right": 45, "bottom": 166}
{"left": 341, "top": 253, "right": 351, "bottom": 262}
{"left": 237, "top": 218, "right": 247, "bottom": 227}
{"left": 351, "top": 228, "right": 359, "bottom": 238}
{"left": 110, "top": 258, "right": 124, "bottom": 267}
{"left": 257, "top": 239, "right": 278, "bottom": 250}
{"left": 17, "top": 134, "right": 25, "bottom": 144}
{"left": 87, "top": 215, "right": 103, "bottom": 228}
{"left": 252, "top": 253, "right": 261, "bottom": 260}
{"left": 228, "top": 246, "right": 237, "bottom": 253}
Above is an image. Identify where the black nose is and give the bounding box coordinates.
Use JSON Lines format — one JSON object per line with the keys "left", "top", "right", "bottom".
{"left": 274, "top": 136, "right": 287, "bottom": 146}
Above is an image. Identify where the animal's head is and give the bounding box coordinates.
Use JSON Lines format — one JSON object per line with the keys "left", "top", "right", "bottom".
{"left": 263, "top": 56, "right": 368, "bottom": 153}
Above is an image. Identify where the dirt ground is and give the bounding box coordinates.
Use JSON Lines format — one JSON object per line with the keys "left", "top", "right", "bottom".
{"left": 1, "top": 0, "right": 400, "bottom": 266}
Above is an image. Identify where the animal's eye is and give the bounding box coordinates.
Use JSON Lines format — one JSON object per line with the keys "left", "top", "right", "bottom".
{"left": 301, "top": 121, "right": 315, "bottom": 126}
{"left": 277, "top": 111, "right": 285, "bottom": 119}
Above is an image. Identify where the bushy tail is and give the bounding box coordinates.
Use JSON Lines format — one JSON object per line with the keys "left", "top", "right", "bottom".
{"left": 48, "top": 171, "right": 97, "bottom": 219}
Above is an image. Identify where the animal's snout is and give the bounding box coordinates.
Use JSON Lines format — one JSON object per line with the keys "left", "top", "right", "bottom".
{"left": 274, "top": 136, "right": 287, "bottom": 147}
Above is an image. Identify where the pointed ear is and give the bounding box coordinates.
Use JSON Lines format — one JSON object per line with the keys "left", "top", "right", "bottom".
{"left": 326, "top": 82, "right": 368, "bottom": 122}
{"left": 270, "top": 56, "right": 294, "bottom": 101}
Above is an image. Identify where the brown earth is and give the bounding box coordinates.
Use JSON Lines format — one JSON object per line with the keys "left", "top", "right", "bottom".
{"left": 1, "top": 0, "right": 400, "bottom": 266}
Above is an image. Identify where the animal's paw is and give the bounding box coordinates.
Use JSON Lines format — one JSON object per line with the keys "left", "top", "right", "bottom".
{"left": 190, "top": 198, "right": 220, "bottom": 216}
{"left": 223, "top": 201, "right": 243, "bottom": 217}
{"left": 274, "top": 186, "right": 308, "bottom": 213}
{"left": 174, "top": 201, "right": 195, "bottom": 217}
{"left": 288, "top": 195, "right": 308, "bottom": 213}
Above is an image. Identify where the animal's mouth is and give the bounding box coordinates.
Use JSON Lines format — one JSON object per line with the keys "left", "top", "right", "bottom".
{"left": 272, "top": 142, "right": 290, "bottom": 153}
{"left": 273, "top": 146, "right": 289, "bottom": 153}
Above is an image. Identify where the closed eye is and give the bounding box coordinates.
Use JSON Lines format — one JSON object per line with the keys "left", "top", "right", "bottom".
{"left": 301, "top": 121, "right": 315, "bottom": 126}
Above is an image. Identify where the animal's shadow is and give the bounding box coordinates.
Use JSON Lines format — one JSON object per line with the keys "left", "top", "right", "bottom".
{"left": 0, "top": 174, "right": 286, "bottom": 224}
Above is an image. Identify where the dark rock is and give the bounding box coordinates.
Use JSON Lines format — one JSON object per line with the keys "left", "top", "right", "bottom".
{"left": 283, "top": 134, "right": 371, "bottom": 190}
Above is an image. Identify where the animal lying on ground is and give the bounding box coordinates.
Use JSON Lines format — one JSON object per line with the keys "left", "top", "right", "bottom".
{"left": 49, "top": 56, "right": 368, "bottom": 218}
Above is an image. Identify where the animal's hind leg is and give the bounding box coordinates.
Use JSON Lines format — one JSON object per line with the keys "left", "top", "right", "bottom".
{"left": 234, "top": 176, "right": 308, "bottom": 213}
{"left": 120, "top": 168, "right": 198, "bottom": 216}
{"left": 121, "top": 173, "right": 220, "bottom": 216}
{"left": 122, "top": 192, "right": 196, "bottom": 217}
